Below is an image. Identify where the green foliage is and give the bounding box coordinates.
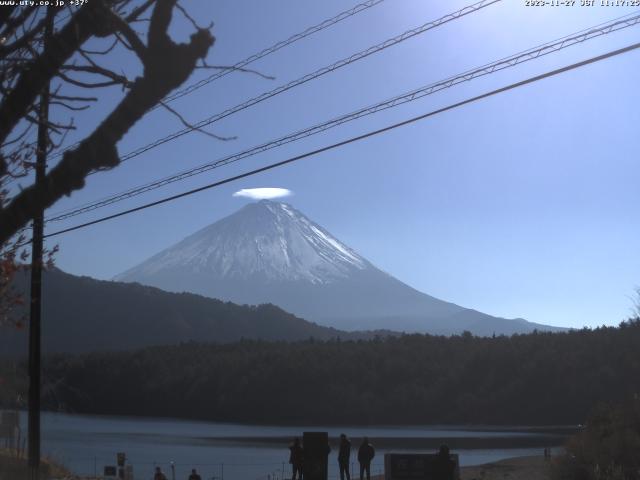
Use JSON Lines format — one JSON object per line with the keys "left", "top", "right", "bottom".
{"left": 554, "top": 399, "right": 640, "bottom": 480}
{"left": 3, "top": 319, "right": 640, "bottom": 425}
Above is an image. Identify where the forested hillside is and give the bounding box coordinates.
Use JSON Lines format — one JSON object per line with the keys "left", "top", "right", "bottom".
{"left": 2, "top": 268, "right": 364, "bottom": 356}
{"left": 2, "top": 320, "right": 639, "bottom": 425}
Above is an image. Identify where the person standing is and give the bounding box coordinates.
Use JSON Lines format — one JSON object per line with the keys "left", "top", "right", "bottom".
{"left": 188, "top": 468, "right": 202, "bottom": 480}
{"left": 434, "top": 445, "right": 455, "bottom": 480}
{"left": 357, "top": 437, "right": 375, "bottom": 480}
{"left": 289, "top": 437, "right": 304, "bottom": 480}
{"left": 153, "top": 466, "right": 168, "bottom": 480}
{"left": 338, "top": 434, "right": 351, "bottom": 480}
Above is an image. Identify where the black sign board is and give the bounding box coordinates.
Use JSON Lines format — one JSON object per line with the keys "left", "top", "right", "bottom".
{"left": 104, "top": 466, "right": 117, "bottom": 477}
{"left": 384, "top": 453, "right": 460, "bottom": 480}
{"left": 303, "top": 431, "right": 330, "bottom": 480}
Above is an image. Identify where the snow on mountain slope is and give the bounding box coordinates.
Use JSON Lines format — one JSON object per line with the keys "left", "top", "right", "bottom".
{"left": 116, "top": 200, "right": 563, "bottom": 335}
{"left": 117, "top": 201, "right": 367, "bottom": 284}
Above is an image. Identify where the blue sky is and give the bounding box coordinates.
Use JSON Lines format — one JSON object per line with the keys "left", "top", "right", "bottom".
{"left": 32, "top": 0, "right": 640, "bottom": 329}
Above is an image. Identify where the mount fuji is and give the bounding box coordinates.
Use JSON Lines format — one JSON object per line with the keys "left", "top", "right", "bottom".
{"left": 115, "top": 200, "right": 562, "bottom": 335}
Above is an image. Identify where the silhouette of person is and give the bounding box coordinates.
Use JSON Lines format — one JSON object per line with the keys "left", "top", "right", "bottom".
{"left": 154, "top": 466, "right": 168, "bottom": 480}
{"left": 188, "top": 468, "right": 202, "bottom": 480}
{"left": 289, "top": 437, "right": 304, "bottom": 480}
{"left": 357, "top": 437, "right": 375, "bottom": 480}
{"left": 434, "top": 445, "right": 455, "bottom": 480}
{"left": 338, "top": 433, "right": 351, "bottom": 480}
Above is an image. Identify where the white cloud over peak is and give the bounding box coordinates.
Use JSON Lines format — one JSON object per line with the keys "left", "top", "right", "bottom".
{"left": 232, "top": 188, "right": 293, "bottom": 200}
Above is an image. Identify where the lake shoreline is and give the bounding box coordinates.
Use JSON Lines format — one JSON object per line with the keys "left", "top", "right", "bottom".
{"left": 370, "top": 456, "right": 554, "bottom": 480}
{"left": 203, "top": 435, "right": 566, "bottom": 450}
{"left": 25, "top": 408, "right": 579, "bottom": 434}
{"left": 1, "top": 451, "right": 555, "bottom": 480}
{"left": 460, "top": 455, "right": 553, "bottom": 480}
{"left": 14, "top": 411, "right": 569, "bottom": 480}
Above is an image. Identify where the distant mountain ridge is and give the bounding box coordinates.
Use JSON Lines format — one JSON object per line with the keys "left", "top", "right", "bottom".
{"left": 116, "top": 200, "right": 564, "bottom": 335}
{"left": 1, "top": 268, "right": 372, "bottom": 357}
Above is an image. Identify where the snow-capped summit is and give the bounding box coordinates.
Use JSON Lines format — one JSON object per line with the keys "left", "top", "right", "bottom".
{"left": 117, "top": 201, "right": 367, "bottom": 284}
{"left": 116, "top": 200, "right": 563, "bottom": 335}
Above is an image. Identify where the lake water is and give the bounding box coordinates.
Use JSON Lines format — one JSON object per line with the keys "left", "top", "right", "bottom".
{"left": 22, "top": 412, "right": 568, "bottom": 480}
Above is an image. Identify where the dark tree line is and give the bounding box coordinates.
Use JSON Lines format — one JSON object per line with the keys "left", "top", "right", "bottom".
{"left": 2, "top": 319, "right": 640, "bottom": 425}
{"left": 1, "top": 268, "right": 372, "bottom": 356}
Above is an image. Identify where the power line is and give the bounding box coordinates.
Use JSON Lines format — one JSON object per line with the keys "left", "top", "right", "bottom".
{"left": 46, "top": 11, "right": 640, "bottom": 223}
{"left": 39, "top": 40, "right": 640, "bottom": 241}
{"left": 46, "top": 0, "right": 503, "bottom": 220}
{"left": 67, "top": 0, "right": 501, "bottom": 166}
{"left": 46, "top": 0, "right": 387, "bottom": 161}
{"left": 158, "top": 0, "right": 386, "bottom": 107}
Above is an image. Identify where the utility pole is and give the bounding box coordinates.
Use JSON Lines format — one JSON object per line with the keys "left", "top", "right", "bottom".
{"left": 28, "top": 8, "right": 53, "bottom": 480}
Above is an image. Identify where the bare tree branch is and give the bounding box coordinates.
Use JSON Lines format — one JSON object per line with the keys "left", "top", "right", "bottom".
{"left": 159, "top": 100, "right": 236, "bottom": 141}
{"left": 197, "top": 61, "right": 275, "bottom": 81}
{"left": 24, "top": 114, "right": 74, "bottom": 135}
{"left": 0, "top": 7, "right": 32, "bottom": 40}
{"left": 50, "top": 94, "right": 98, "bottom": 102}
{"left": 0, "top": 6, "right": 18, "bottom": 31}
{"left": 1, "top": 123, "right": 35, "bottom": 149}
{"left": 107, "top": 10, "right": 147, "bottom": 60}
{"left": 175, "top": 3, "right": 204, "bottom": 31}
{"left": 124, "top": 0, "right": 156, "bottom": 22}
{"left": 79, "top": 38, "right": 119, "bottom": 56}
{"left": 0, "top": 1, "right": 117, "bottom": 150}
{"left": 0, "top": 0, "right": 215, "bottom": 245}
{"left": 56, "top": 70, "right": 125, "bottom": 89}
{"left": 0, "top": 13, "right": 48, "bottom": 57}
{"left": 61, "top": 64, "right": 132, "bottom": 87}
{"left": 50, "top": 101, "right": 91, "bottom": 112}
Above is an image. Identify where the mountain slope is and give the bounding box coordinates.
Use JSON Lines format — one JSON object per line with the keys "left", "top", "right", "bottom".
{"left": 1, "top": 268, "right": 361, "bottom": 357}
{"left": 115, "top": 200, "right": 563, "bottom": 335}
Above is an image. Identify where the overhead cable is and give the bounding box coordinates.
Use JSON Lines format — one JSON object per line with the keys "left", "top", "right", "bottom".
{"left": 37, "top": 40, "right": 640, "bottom": 241}
{"left": 46, "top": 11, "right": 640, "bottom": 223}
{"left": 47, "top": 0, "right": 388, "bottom": 160}
{"left": 49, "top": 0, "right": 501, "bottom": 164}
